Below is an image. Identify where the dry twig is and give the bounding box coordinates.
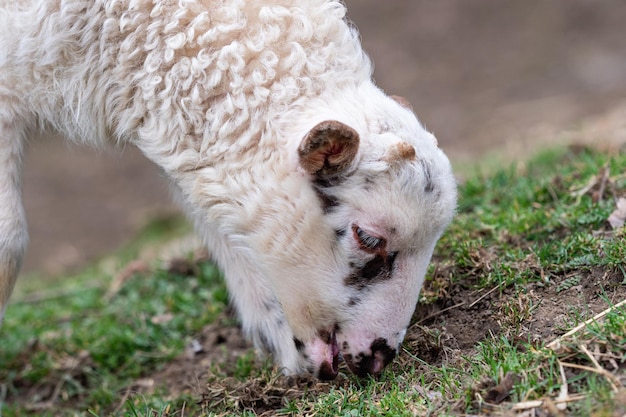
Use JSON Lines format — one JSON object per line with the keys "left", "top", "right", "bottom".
{"left": 510, "top": 394, "right": 586, "bottom": 411}
{"left": 547, "top": 299, "right": 626, "bottom": 350}
{"left": 414, "top": 302, "right": 465, "bottom": 325}
{"left": 469, "top": 283, "right": 503, "bottom": 308}
{"left": 560, "top": 362, "right": 622, "bottom": 393}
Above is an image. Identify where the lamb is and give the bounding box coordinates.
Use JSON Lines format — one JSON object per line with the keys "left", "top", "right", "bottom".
{"left": 0, "top": 0, "right": 457, "bottom": 379}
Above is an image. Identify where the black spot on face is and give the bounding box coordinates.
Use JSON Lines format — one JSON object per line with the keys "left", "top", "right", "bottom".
{"left": 312, "top": 174, "right": 347, "bottom": 214}
{"left": 313, "top": 187, "right": 340, "bottom": 213}
{"left": 419, "top": 159, "right": 435, "bottom": 193}
{"left": 345, "top": 251, "right": 398, "bottom": 289}
{"left": 317, "top": 329, "right": 332, "bottom": 344}
{"left": 387, "top": 251, "right": 398, "bottom": 265}
{"left": 314, "top": 175, "right": 345, "bottom": 189}
{"left": 360, "top": 256, "right": 387, "bottom": 279}
{"left": 293, "top": 337, "right": 305, "bottom": 352}
{"left": 317, "top": 324, "right": 340, "bottom": 341}
{"left": 348, "top": 296, "right": 361, "bottom": 306}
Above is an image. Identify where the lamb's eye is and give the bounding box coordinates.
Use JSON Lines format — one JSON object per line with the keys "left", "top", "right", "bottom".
{"left": 352, "top": 225, "right": 386, "bottom": 252}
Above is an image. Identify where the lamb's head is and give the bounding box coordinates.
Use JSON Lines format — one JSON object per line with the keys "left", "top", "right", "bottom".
{"left": 250, "top": 95, "right": 457, "bottom": 380}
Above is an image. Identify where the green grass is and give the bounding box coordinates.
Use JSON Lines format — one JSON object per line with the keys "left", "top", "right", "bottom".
{"left": 1, "top": 257, "right": 227, "bottom": 416}
{"left": 1, "top": 146, "right": 625, "bottom": 416}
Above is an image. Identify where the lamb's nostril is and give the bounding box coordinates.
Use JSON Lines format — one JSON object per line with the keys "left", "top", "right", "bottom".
{"left": 371, "top": 353, "right": 385, "bottom": 375}
{"left": 366, "top": 349, "right": 395, "bottom": 376}
{"left": 346, "top": 338, "right": 397, "bottom": 377}
{"left": 368, "top": 338, "right": 396, "bottom": 375}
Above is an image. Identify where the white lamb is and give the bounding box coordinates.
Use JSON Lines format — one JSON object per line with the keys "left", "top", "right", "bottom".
{"left": 0, "top": 0, "right": 457, "bottom": 379}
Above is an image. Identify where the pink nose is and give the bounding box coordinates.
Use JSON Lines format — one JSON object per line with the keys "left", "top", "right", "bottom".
{"left": 311, "top": 330, "right": 340, "bottom": 380}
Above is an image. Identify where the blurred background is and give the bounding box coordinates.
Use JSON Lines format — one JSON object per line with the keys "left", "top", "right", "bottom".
{"left": 20, "top": 0, "right": 626, "bottom": 277}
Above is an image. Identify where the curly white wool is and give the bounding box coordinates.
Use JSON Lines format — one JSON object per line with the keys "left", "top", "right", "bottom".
{"left": 2, "top": 0, "right": 370, "bottom": 164}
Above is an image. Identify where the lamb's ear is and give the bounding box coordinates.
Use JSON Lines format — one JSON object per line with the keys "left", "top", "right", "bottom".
{"left": 298, "top": 120, "right": 359, "bottom": 178}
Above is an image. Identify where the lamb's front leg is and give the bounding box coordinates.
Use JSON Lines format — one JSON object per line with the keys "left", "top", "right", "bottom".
{"left": 0, "top": 122, "right": 28, "bottom": 323}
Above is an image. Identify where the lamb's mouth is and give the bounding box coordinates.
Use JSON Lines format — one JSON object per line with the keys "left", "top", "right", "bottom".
{"left": 317, "top": 329, "right": 340, "bottom": 380}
